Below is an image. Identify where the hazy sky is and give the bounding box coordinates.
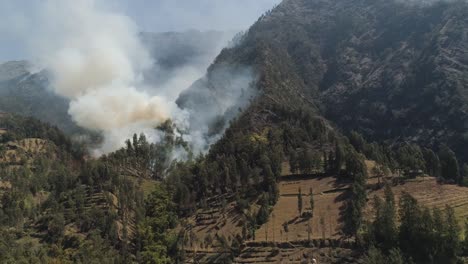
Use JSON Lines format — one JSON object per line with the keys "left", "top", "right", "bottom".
{"left": 0, "top": 0, "right": 281, "bottom": 62}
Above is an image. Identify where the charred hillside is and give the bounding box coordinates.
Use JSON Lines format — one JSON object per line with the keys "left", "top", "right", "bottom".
{"left": 180, "top": 0, "right": 468, "bottom": 161}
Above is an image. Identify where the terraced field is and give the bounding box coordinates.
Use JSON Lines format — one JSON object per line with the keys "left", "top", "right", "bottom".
{"left": 0, "top": 138, "right": 57, "bottom": 165}
{"left": 233, "top": 241, "right": 356, "bottom": 264}
{"left": 184, "top": 161, "right": 468, "bottom": 263}
{"left": 180, "top": 194, "right": 254, "bottom": 252}
{"left": 15, "top": 138, "right": 51, "bottom": 153}
{"left": 59, "top": 185, "right": 137, "bottom": 241}
{"left": 367, "top": 177, "right": 468, "bottom": 223}
{"left": 184, "top": 249, "right": 231, "bottom": 264}
{"left": 255, "top": 175, "right": 350, "bottom": 243}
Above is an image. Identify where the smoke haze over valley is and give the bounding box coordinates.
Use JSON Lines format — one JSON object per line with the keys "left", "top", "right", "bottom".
{"left": 0, "top": 0, "right": 278, "bottom": 155}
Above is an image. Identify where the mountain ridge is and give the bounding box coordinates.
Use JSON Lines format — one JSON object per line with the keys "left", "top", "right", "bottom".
{"left": 179, "top": 0, "right": 468, "bottom": 161}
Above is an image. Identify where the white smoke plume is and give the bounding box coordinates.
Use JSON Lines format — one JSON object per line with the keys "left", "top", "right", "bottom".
{"left": 18, "top": 0, "right": 178, "bottom": 154}
{"left": 2, "top": 0, "right": 257, "bottom": 156}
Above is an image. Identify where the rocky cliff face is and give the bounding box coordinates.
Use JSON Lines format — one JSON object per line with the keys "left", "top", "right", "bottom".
{"left": 179, "top": 0, "right": 468, "bottom": 160}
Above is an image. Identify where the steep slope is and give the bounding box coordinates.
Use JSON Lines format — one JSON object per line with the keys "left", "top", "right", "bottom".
{"left": 179, "top": 0, "right": 468, "bottom": 161}
{"left": 173, "top": 1, "right": 468, "bottom": 262}
{"left": 0, "top": 114, "right": 165, "bottom": 263}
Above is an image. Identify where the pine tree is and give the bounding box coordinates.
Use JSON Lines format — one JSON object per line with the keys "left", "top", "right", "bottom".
{"left": 299, "top": 149, "right": 314, "bottom": 174}
{"left": 462, "top": 163, "right": 468, "bottom": 186}
{"left": 372, "top": 185, "right": 397, "bottom": 252}
{"left": 344, "top": 172, "right": 367, "bottom": 237}
{"left": 289, "top": 150, "right": 299, "bottom": 174}
{"left": 396, "top": 144, "right": 425, "bottom": 174}
{"left": 346, "top": 151, "right": 367, "bottom": 177}
{"left": 256, "top": 200, "right": 269, "bottom": 225}
{"left": 422, "top": 148, "right": 441, "bottom": 177}
{"left": 432, "top": 207, "right": 446, "bottom": 259}
{"left": 349, "top": 131, "right": 366, "bottom": 153}
{"left": 419, "top": 207, "right": 435, "bottom": 260}
{"left": 323, "top": 151, "right": 329, "bottom": 173}
{"left": 239, "top": 159, "right": 250, "bottom": 187}
{"left": 439, "top": 145, "right": 460, "bottom": 183}
{"left": 307, "top": 220, "right": 312, "bottom": 242}
{"left": 309, "top": 187, "right": 314, "bottom": 218}
{"left": 443, "top": 205, "right": 461, "bottom": 262}
{"left": 398, "top": 192, "right": 420, "bottom": 259}
{"left": 332, "top": 141, "right": 345, "bottom": 174}
{"left": 462, "top": 220, "right": 468, "bottom": 255}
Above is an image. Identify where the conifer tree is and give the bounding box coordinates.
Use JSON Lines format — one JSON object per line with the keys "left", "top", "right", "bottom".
{"left": 332, "top": 141, "right": 345, "bottom": 174}
{"left": 372, "top": 185, "right": 397, "bottom": 252}
{"left": 344, "top": 172, "right": 367, "bottom": 237}
{"left": 443, "top": 205, "right": 461, "bottom": 262}
{"left": 297, "top": 187, "right": 303, "bottom": 216}
{"left": 439, "top": 145, "right": 460, "bottom": 182}
{"left": 398, "top": 192, "right": 420, "bottom": 255}
{"left": 422, "top": 148, "right": 441, "bottom": 177}
{"left": 462, "top": 220, "right": 468, "bottom": 255}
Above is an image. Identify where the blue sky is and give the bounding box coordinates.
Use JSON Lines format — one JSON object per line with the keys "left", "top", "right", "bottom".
{"left": 0, "top": 0, "right": 281, "bottom": 62}
{"left": 112, "top": 0, "right": 281, "bottom": 32}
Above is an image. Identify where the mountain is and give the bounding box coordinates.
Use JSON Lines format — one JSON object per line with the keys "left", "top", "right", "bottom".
{"left": 174, "top": 0, "right": 468, "bottom": 263}
{"left": 0, "top": 61, "right": 80, "bottom": 134}
{"left": 0, "top": 61, "right": 30, "bottom": 82}
{"left": 3, "top": 0, "right": 468, "bottom": 263}
{"left": 180, "top": 0, "right": 468, "bottom": 161}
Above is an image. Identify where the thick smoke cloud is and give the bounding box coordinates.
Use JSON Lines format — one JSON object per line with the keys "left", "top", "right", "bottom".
{"left": 21, "top": 0, "right": 180, "bottom": 154}
{"left": 178, "top": 65, "right": 257, "bottom": 153}
{"left": 1, "top": 0, "right": 258, "bottom": 156}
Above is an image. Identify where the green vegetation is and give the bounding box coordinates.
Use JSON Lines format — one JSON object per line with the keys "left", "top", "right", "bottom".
{"left": 1, "top": 0, "right": 468, "bottom": 262}
{"left": 343, "top": 152, "right": 368, "bottom": 238}
{"left": 365, "top": 188, "right": 463, "bottom": 264}
{"left": 1, "top": 97, "right": 468, "bottom": 263}
{"left": 0, "top": 114, "right": 181, "bottom": 263}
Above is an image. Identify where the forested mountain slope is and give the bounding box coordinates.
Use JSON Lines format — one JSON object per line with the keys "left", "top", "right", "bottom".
{"left": 0, "top": 114, "right": 178, "bottom": 263}
{"left": 3, "top": 0, "right": 468, "bottom": 263}
{"left": 179, "top": 0, "right": 468, "bottom": 161}
{"left": 173, "top": 1, "right": 468, "bottom": 262}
